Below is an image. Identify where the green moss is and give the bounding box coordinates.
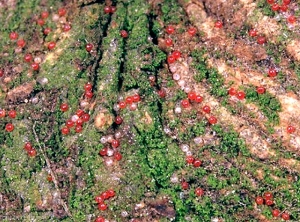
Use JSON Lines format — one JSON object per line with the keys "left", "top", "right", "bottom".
{"left": 211, "top": 124, "right": 249, "bottom": 157}
{"left": 169, "top": 118, "right": 180, "bottom": 130}
{"left": 245, "top": 86, "right": 281, "bottom": 125}
{"left": 294, "top": 64, "right": 300, "bottom": 80}
{"left": 191, "top": 50, "right": 227, "bottom": 98}
{"left": 171, "top": 90, "right": 186, "bottom": 102}
{"left": 160, "top": 0, "right": 186, "bottom": 25}
{"left": 192, "top": 122, "right": 206, "bottom": 135}
{"left": 96, "top": 3, "right": 127, "bottom": 109}
{"left": 122, "top": 6, "right": 165, "bottom": 91}
{"left": 126, "top": 0, "right": 149, "bottom": 30}
{"left": 151, "top": 20, "right": 162, "bottom": 37}
{"left": 256, "top": 0, "right": 275, "bottom": 17}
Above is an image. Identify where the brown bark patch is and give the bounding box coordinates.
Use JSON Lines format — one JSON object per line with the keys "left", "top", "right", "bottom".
{"left": 6, "top": 82, "right": 35, "bottom": 104}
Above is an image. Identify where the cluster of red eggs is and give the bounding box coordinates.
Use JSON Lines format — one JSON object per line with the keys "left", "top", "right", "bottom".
{"left": 228, "top": 87, "right": 246, "bottom": 100}
{"left": 164, "top": 26, "right": 197, "bottom": 49}
{"left": 167, "top": 50, "right": 181, "bottom": 64}
{"left": 8, "top": 31, "right": 40, "bottom": 71}
{"left": 164, "top": 25, "right": 218, "bottom": 125}
{"left": 97, "top": 96, "right": 143, "bottom": 165}
{"left": 182, "top": 91, "right": 204, "bottom": 107}
{"left": 99, "top": 137, "right": 122, "bottom": 162}
{"left": 103, "top": 5, "right": 117, "bottom": 14}
{"left": 60, "top": 82, "right": 94, "bottom": 135}
{"left": 95, "top": 189, "right": 115, "bottom": 210}
{"left": 181, "top": 94, "right": 218, "bottom": 125}
{"left": 181, "top": 180, "right": 204, "bottom": 198}
{"left": 165, "top": 25, "right": 183, "bottom": 64}
{"left": 0, "top": 109, "right": 17, "bottom": 132}
{"left": 60, "top": 108, "right": 90, "bottom": 135}
{"left": 117, "top": 94, "right": 141, "bottom": 111}
{"left": 94, "top": 189, "right": 116, "bottom": 221}
{"left": 23, "top": 142, "right": 37, "bottom": 157}
{"left": 255, "top": 192, "right": 290, "bottom": 220}
{"left": 248, "top": 28, "right": 269, "bottom": 45}
{"left": 7, "top": 7, "right": 71, "bottom": 73}
{"left": 266, "top": 0, "right": 296, "bottom": 24}
{"left": 36, "top": 8, "right": 72, "bottom": 32}
{"left": 249, "top": 0, "right": 296, "bottom": 43}
{"left": 185, "top": 155, "right": 202, "bottom": 168}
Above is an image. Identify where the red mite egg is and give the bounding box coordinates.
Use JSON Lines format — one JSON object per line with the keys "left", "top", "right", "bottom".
{"left": 84, "top": 82, "right": 93, "bottom": 91}
{"left": 31, "top": 63, "right": 39, "bottom": 71}
{"left": 61, "top": 126, "right": 70, "bottom": 135}
{"left": 181, "top": 181, "right": 189, "bottom": 190}
{"left": 165, "top": 38, "right": 173, "bottom": 47}
{"left": 37, "top": 19, "right": 45, "bottom": 26}
{"left": 195, "top": 95, "right": 203, "bottom": 103}
{"left": 195, "top": 188, "right": 204, "bottom": 196}
{"left": 28, "top": 148, "right": 37, "bottom": 157}
{"left": 24, "top": 54, "right": 33, "bottom": 63}
{"left": 41, "top": 11, "right": 49, "bottom": 19}
{"left": 172, "top": 50, "right": 181, "bottom": 60}
{"left": 43, "top": 27, "right": 52, "bottom": 35}
{"left": 114, "top": 152, "right": 122, "bottom": 161}
{"left": 280, "top": 4, "right": 288, "bottom": 12}
{"left": 193, "top": 159, "right": 202, "bottom": 167}
{"left": 248, "top": 29, "right": 257, "bottom": 37}
{"left": 120, "top": 30, "right": 128, "bottom": 38}
{"left": 202, "top": 105, "right": 211, "bottom": 113}
{"left": 268, "top": 68, "right": 277, "bottom": 77}
{"left": 255, "top": 196, "right": 264, "bottom": 205}
{"left": 111, "top": 139, "right": 120, "bottom": 148}
{"left": 188, "top": 92, "right": 197, "bottom": 101}
{"left": 287, "top": 15, "right": 296, "bottom": 24}
{"left": 99, "top": 147, "right": 108, "bottom": 156}
{"left": 24, "top": 142, "right": 32, "bottom": 151}
{"left": 111, "top": 6, "right": 116, "bottom": 13}
{"left": 63, "top": 23, "right": 72, "bottom": 32}
{"left": 8, "top": 110, "right": 17, "bottom": 118}
{"left": 208, "top": 116, "right": 217, "bottom": 125}
{"left": 186, "top": 156, "right": 194, "bottom": 164}
{"left": 287, "top": 125, "right": 296, "bottom": 134}
{"left": 167, "top": 55, "right": 175, "bottom": 64}
{"left": 188, "top": 27, "right": 197, "bottom": 36}
{"left": 86, "top": 43, "right": 93, "bottom": 52}
{"left": 257, "top": 36, "right": 266, "bottom": 45}
{"left": 115, "top": 116, "right": 123, "bottom": 125}
{"left": 58, "top": 8, "right": 67, "bottom": 17}
{"left": 236, "top": 91, "right": 246, "bottom": 100}
{"left": 166, "top": 25, "right": 175, "bottom": 34}
{"left": 256, "top": 86, "right": 265, "bottom": 94}
{"left": 215, "top": 21, "right": 223, "bottom": 28}
{"left": 133, "top": 94, "right": 140, "bottom": 102}
{"left": 98, "top": 202, "right": 107, "bottom": 211}
{"left": 104, "top": 6, "right": 111, "bottom": 14}
{"left": 95, "top": 217, "right": 105, "bottom": 222}
{"left": 17, "top": 39, "right": 26, "bottom": 48}
{"left": 181, "top": 99, "right": 190, "bottom": 108}
{"left": 48, "top": 42, "right": 56, "bottom": 50}
{"left": 228, "top": 87, "right": 237, "bottom": 96}
{"left": 9, "top": 32, "right": 18, "bottom": 40}
{"left": 271, "top": 3, "right": 280, "bottom": 11}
